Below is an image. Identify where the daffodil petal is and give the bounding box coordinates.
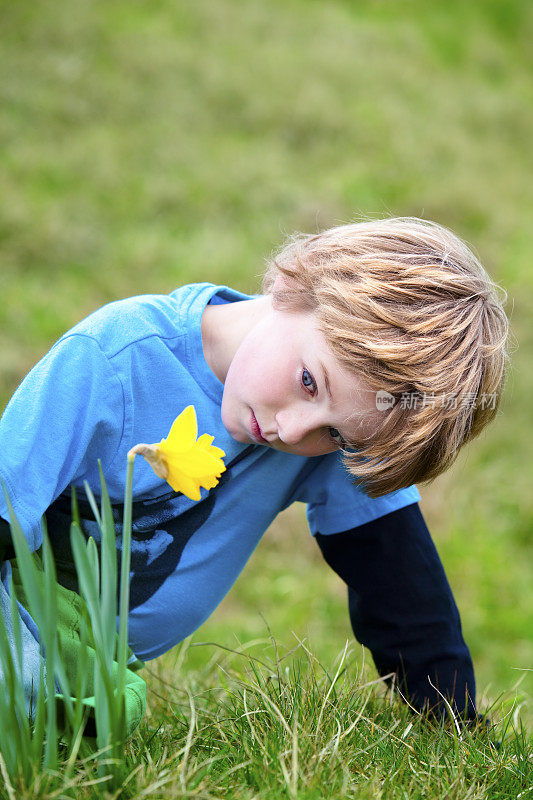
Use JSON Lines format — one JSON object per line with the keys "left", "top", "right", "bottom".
{"left": 198, "top": 473, "right": 223, "bottom": 491}
{"left": 198, "top": 474, "right": 220, "bottom": 490}
{"left": 162, "top": 405, "right": 198, "bottom": 453}
{"left": 167, "top": 447, "right": 224, "bottom": 478}
{"left": 165, "top": 465, "right": 202, "bottom": 500}
{"left": 196, "top": 433, "right": 214, "bottom": 447}
{"left": 197, "top": 435, "right": 226, "bottom": 460}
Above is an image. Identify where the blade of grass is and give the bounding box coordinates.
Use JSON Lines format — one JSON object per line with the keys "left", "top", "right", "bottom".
{"left": 99, "top": 461, "right": 117, "bottom": 667}
{"left": 30, "top": 659, "right": 46, "bottom": 770}
{"left": 2, "top": 489, "right": 45, "bottom": 628}
{"left": 83, "top": 481, "right": 102, "bottom": 529}
{"left": 70, "top": 529, "right": 101, "bottom": 640}
{"left": 7, "top": 572, "right": 34, "bottom": 776}
{"left": 0, "top": 599, "right": 24, "bottom": 779}
{"left": 41, "top": 531, "right": 60, "bottom": 773}
{"left": 70, "top": 528, "right": 116, "bottom": 702}
{"left": 116, "top": 454, "right": 134, "bottom": 713}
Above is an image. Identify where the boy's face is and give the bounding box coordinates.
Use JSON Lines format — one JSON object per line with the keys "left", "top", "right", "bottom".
{"left": 220, "top": 305, "right": 381, "bottom": 457}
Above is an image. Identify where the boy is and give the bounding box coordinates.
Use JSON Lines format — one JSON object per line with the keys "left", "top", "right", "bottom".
{"left": 0, "top": 217, "right": 509, "bottom": 731}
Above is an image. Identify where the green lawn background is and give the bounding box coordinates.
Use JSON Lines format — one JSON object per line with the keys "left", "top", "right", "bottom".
{"left": 1, "top": 0, "right": 532, "bottom": 720}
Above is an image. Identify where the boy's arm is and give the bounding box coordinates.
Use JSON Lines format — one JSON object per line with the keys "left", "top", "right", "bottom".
{"left": 315, "top": 503, "right": 478, "bottom": 719}
{"left": 0, "top": 334, "right": 124, "bottom": 552}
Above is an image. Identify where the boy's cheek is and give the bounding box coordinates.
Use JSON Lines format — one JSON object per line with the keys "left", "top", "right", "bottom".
{"left": 220, "top": 389, "right": 247, "bottom": 441}
{"left": 271, "top": 437, "right": 337, "bottom": 458}
{"left": 219, "top": 391, "right": 234, "bottom": 432}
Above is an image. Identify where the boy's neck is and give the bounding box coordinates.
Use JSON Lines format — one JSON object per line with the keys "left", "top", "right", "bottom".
{"left": 201, "top": 294, "right": 272, "bottom": 384}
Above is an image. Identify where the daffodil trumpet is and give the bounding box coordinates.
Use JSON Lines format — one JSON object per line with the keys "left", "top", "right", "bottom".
{"left": 128, "top": 405, "right": 226, "bottom": 501}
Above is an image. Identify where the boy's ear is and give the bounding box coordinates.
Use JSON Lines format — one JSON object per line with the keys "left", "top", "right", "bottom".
{"left": 269, "top": 274, "right": 291, "bottom": 309}
{"left": 270, "top": 273, "right": 313, "bottom": 311}
{"left": 271, "top": 273, "right": 293, "bottom": 294}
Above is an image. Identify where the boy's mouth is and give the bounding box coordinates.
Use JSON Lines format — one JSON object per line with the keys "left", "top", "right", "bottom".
{"left": 250, "top": 410, "right": 267, "bottom": 443}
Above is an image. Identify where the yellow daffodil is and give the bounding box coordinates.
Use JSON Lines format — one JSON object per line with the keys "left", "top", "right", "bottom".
{"left": 128, "top": 406, "right": 226, "bottom": 501}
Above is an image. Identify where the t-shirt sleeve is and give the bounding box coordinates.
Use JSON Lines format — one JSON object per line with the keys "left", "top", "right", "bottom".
{"left": 293, "top": 451, "right": 421, "bottom": 536}
{"left": 0, "top": 334, "right": 125, "bottom": 551}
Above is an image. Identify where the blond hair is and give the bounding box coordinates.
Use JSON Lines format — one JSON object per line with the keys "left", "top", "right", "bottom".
{"left": 262, "top": 217, "right": 510, "bottom": 498}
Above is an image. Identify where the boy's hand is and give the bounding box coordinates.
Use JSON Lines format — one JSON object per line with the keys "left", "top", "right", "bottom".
{"left": 315, "top": 503, "right": 478, "bottom": 720}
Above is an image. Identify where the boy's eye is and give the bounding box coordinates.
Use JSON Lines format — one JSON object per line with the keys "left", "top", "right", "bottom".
{"left": 329, "top": 427, "right": 345, "bottom": 446}
{"left": 301, "top": 368, "right": 317, "bottom": 394}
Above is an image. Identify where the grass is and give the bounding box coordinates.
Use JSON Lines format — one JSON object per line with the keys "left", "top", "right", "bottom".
{"left": 1, "top": 631, "right": 531, "bottom": 798}
{"left": 131, "top": 640, "right": 530, "bottom": 800}
{"left": 1, "top": 463, "right": 526, "bottom": 798}
{"left": 0, "top": 0, "right": 532, "bottom": 795}
{"left": 0, "top": 458, "right": 136, "bottom": 790}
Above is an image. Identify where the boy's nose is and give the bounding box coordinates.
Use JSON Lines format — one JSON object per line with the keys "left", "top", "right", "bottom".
{"left": 275, "top": 407, "right": 322, "bottom": 445}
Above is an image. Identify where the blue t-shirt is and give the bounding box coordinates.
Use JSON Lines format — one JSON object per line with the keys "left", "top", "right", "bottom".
{"left": 0, "top": 283, "right": 419, "bottom": 660}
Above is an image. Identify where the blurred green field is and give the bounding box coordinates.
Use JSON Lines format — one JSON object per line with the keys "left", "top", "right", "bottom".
{"left": 1, "top": 0, "right": 532, "bottom": 726}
